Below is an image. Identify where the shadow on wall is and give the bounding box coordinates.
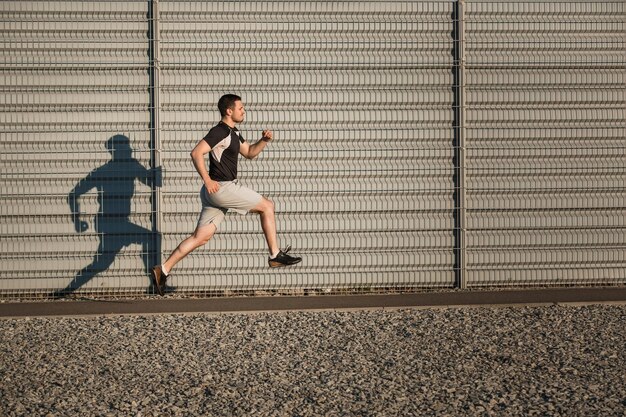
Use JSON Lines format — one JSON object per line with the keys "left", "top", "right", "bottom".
{"left": 53, "top": 135, "right": 160, "bottom": 297}
{"left": 451, "top": 3, "right": 463, "bottom": 288}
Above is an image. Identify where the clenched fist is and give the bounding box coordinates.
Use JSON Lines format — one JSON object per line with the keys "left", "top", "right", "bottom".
{"left": 261, "top": 130, "right": 273, "bottom": 142}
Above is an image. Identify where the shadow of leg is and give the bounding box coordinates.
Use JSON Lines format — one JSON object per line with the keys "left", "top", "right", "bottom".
{"left": 51, "top": 241, "right": 119, "bottom": 299}
{"left": 141, "top": 231, "right": 175, "bottom": 295}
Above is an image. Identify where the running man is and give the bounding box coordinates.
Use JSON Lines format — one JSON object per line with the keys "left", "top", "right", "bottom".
{"left": 151, "top": 94, "right": 301, "bottom": 296}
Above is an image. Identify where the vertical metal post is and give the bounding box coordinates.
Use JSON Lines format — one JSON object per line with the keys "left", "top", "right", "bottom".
{"left": 453, "top": 0, "right": 467, "bottom": 288}
{"left": 149, "top": 0, "right": 162, "bottom": 268}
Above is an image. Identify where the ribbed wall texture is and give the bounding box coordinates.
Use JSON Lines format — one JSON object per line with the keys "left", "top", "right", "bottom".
{"left": 159, "top": 0, "right": 456, "bottom": 292}
{"left": 0, "top": 1, "right": 154, "bottom": 295}
{"left": 464, "top": 0, "right": 626, "bottom": 286}
{"left": 0, "top": 1, "right": 624, "bottom": 297}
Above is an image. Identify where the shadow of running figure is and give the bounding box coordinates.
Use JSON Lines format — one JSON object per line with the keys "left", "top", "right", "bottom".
{"left": 54, "top": 135, "right": 161, "bottom": 298}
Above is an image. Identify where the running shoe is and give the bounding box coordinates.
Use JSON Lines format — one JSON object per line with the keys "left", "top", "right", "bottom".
{"left": 268, "top": 247, "right": 302, "bottom": 268}
{"left": 151, "top": 265, "right": 168, "bottom": 296}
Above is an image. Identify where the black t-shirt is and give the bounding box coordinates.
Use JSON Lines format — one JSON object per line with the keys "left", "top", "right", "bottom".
{"left": 202, "top": 121, "right": 245, "bottom": 182}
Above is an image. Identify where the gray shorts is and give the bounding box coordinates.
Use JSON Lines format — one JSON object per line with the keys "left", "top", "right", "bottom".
{"left": 197, "top": 179, "right": 263, "bottom": 229}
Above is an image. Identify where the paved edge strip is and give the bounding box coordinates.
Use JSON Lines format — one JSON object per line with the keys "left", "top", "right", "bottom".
{"left": 2, "top": 288, "right": 626, "bottom": 318}
{"left": 1, "top": 287, "right": 625, "bottom": 318}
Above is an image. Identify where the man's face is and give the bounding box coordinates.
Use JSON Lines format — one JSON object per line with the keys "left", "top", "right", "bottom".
{"left": 229, "top": 100, "right": 246, "bottom": 123}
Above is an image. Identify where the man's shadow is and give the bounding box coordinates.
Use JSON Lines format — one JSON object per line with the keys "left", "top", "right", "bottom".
{"left": 54, "top": 135, "right": 161, "bottom": 297}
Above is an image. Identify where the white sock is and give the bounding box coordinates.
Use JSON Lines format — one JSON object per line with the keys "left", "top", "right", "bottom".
{"left": 269, "top": 250, "right": 280, "bottom": 259}
{"left": 161, "top": 265, "right": 170, "bottom": 276}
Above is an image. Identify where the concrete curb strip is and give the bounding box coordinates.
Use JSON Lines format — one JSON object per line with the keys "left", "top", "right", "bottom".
{"left": 1, "top": 287, "right": 625, "bottom": 318}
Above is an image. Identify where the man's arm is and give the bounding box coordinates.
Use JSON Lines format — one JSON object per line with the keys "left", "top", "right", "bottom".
{"left": 240, "top": 130, "right": 273, "bottom": 160}
{"left": 190, "top": 139, "right": 220, "bottom": 193}
{"left": 134, "top": 159, "right": 162, "bottom": 189}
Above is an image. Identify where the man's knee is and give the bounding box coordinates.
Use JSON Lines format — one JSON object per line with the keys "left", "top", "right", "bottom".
{"left": 196, "top": 235, "right": 211, "bottom": 246}
{"left": 261, "top": 198, "right": 275, "bottom": 214}
{"left": 254, "top": 197, "right": 274, "bottom": 214}
{"left": 193, "top": 223, "right": 217, "bottom": 245}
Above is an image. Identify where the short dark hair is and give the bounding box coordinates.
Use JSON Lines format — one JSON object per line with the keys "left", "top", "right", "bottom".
{"left": 218, "top": 94, "right": 242, "bottom": 117}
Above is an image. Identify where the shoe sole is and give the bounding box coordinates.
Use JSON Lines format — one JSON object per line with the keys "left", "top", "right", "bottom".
{"left": 269, "top": 259, "right": 302, "bottom": 268}
{"left": 151, "top": 268, "right": 165, "bottom": 296}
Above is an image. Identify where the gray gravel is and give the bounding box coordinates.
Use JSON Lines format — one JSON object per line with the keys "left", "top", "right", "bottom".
{"left": 1, "top": 304, "right": 625, "bottom": 416}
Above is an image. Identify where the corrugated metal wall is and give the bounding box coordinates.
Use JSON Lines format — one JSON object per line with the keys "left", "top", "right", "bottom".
{"left": 0, "top": 1, "right": 154, "bottom": 295}
{"left": 0, "top": 1, "right": 624, "bottom": 297}
{"left": 159, "top": 0, "right": 456, "bottom": 293}
{"left": 464, "top": 0, "right": 626, "bottom": 286}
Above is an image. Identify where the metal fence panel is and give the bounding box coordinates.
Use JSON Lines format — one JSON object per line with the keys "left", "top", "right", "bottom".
{"left": 158, "top": 0, "right": 457, "bottom": 293}
{"left": 463, "top": 0, "right": 626, "bottom": 286}
{"left": 1, "top": 0, "right": 624, "bottom": 298}
{"left": 0, "top": 1, "right": 154, "bottom": 296}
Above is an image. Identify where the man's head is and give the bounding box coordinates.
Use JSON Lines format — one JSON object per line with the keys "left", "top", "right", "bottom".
{"left": 218, "top": 94, "right": 245, "bottom": 123}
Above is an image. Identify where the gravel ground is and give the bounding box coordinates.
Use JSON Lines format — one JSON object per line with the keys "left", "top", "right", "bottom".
{"left": 1, "top": 304, "right": 625, "bottom": 416}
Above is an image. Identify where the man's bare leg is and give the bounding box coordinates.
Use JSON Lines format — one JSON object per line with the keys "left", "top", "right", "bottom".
{"left": 163, "top": 223, "right": 218, "bottom": 273}
{"left": 151, "top": 223, "right": 217, "bottom": 296}
{"left": 251, "top": 197, "right": 279, "bottom": 256}
{"left": 251, "top": 197, "right": 301, "bottom": 267}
